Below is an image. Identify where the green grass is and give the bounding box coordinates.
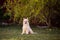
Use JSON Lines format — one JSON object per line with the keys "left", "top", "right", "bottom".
{"left": 0, "top": 25, "right": 60, "bottom": 40}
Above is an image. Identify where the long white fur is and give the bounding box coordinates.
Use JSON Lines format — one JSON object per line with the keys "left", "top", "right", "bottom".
{"left": 21, "top": 18, "right": 34, "bottom": 34}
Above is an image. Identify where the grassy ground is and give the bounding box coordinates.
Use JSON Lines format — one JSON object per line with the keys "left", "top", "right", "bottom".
{"left": 0, "top": 25, "right": 60, "bottom": 40}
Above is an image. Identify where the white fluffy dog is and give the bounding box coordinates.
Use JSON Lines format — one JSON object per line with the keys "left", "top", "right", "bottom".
{"left": 21, "top": 18, "right": 34, "bottom": 34}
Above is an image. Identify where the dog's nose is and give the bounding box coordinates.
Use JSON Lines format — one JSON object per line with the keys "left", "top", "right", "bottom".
{"left": 25, "top": 21, "right": 27, "bottom": 24}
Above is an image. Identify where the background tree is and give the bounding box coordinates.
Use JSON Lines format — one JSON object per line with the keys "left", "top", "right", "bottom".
{"left": 0, "top": 0, "right": 60, "bottom": 27}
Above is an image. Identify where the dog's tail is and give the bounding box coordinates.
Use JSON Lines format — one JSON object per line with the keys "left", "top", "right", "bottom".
{"left": 33, "top": 32, "right": 38, "bottom": 34}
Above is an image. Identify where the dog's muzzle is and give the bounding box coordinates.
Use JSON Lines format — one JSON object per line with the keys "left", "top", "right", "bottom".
{"left": 25, "top": 21, "right": 27, "bottom": 24}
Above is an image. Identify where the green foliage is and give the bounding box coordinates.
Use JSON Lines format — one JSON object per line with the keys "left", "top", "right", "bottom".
{"left": 4, "top": 0, "right": 46, "bottom": 23}
{"left": 2, "top": 0, "right": 58, "bottom": 26}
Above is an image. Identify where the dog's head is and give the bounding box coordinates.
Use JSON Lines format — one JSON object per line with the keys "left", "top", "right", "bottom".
{"left": 23, "top": 18, "right": 29, "bottom": 24}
